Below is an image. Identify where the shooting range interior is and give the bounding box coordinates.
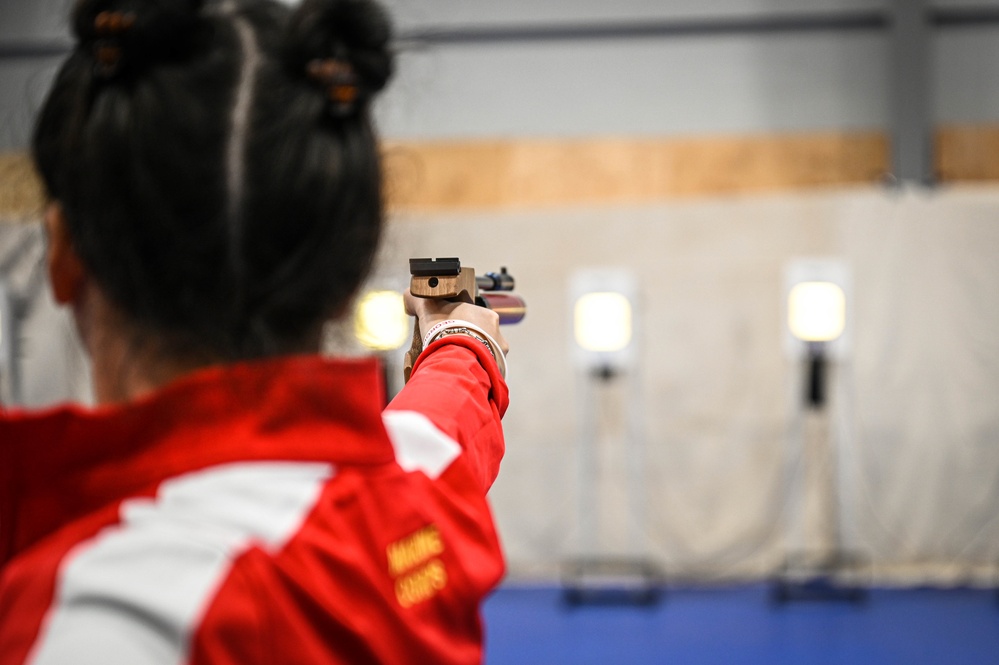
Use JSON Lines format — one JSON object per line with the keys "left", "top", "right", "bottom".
{"left": 2, "top": 0, "right": 999, "bottom": 662}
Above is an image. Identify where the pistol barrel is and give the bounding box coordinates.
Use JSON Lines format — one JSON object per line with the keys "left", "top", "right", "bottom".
{"left": 475, "top": 267, "right": 515, "bottom": 293}
{"left": 479, "top": 293, "right": 526, "bottom": 324}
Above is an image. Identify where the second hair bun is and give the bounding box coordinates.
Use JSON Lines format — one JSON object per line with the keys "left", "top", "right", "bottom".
{"left": 284, "top": 0, "right": 393, "bottom": 97}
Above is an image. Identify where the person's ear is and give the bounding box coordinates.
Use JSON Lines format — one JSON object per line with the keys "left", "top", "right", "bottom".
{"left": 44, "top": 203, "right": 87, "bottom": 305}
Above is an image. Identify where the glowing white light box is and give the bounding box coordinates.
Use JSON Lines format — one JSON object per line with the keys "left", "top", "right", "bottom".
{"left": 783, "top": 259, "right": 851, "bottom": 359}
{"left": 570, "top": 269, "right": 639, "bottom": 373}
{"left": 575, "top": 292, "right": 633, "bottom": 353}
{"left": 788, "top": 281, "right": 846, "bottom": 343}
{"left": 354, "top": 289, "right": 409, "bottom": 352}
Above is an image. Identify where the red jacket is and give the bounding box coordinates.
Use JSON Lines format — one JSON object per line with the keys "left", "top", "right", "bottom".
{"left": 0, "top": 338, "right": 508, "bottom": 664}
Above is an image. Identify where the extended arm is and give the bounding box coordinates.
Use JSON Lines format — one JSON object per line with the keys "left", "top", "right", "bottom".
{"left": 385, "top": 296, "right": 509, "bottom": 490}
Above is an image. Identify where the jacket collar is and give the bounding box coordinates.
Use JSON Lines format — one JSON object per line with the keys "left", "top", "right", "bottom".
{"left": 1, "top": 355, "right": 394, "bottom": 564}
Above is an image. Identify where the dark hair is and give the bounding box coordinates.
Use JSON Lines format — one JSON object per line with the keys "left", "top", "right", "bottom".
{"left": 32, "top": 0, "right": 394, "bottom": 360}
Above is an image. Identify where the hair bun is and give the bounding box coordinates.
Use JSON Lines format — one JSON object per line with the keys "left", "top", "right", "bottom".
{"left": 285, "top": 0, "right": 394, "bottom": 99}
{"left": 72, "top": 0, "right": 205, "bottom": 78}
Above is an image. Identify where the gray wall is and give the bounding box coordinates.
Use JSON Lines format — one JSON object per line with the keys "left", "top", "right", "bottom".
{"left": 0, "top": 0, "right": 69, "bottom": 150}
{"left": 383, "top": 0, "right": 893, "bottom": 29}
{"left": 2, "top": 1, "right": 999, "bottom": 150}
{"left": 378, "top": 29, "right": 889, "bottom": 138}
{"left": 936, "top": 22, "right": 999, "bottom": 123}
{"left": 0, "top": 0, "right": 71, "bottom": 41}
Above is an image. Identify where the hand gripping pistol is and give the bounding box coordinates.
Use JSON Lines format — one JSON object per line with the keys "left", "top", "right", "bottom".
{"left": 403, "top": 257, "right": 525, "bottom": 382}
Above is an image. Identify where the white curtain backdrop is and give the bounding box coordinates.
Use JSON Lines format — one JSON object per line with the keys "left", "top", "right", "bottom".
{"left": 4, "top": 185, "right": 998, "bottom": 584}
{"left": 0, "top": 221, "right": 91, "bottom": 406}
{"left": 384, "top": 186, "right": 999, "bottom": 585}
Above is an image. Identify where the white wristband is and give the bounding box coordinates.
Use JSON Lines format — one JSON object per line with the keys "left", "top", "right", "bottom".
{"left": 422, "top": 319, "right": 508, "bottom": 380}
{"left": 423, "top": 319, "right": 463, "bottom": 350}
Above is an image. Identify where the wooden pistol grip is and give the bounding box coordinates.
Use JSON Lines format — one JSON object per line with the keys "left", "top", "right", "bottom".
{"left": 410, "top": 267, "right": 476, "bottom": 302}
{"left": 403, "top": 267, "right": 476, "bottom": 383}
{"left": 403, "top": 319, "right": 421, "bottom": 384}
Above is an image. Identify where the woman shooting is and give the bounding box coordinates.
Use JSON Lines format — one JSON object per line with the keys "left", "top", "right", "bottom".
{"left": 0, "top": 1, "right": 509, "bottom": 663}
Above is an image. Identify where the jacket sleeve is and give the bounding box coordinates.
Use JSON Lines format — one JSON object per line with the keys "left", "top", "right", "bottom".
{"left": 385, "top": 336, "right": 509, "bottom": 491}
{"left": 0, "top": 426, "right": 10, "bottom": 568}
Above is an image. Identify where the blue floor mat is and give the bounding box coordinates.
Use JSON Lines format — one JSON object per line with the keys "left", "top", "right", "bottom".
{"left": 482, "top": 584, "right": 999, "bottom": 665}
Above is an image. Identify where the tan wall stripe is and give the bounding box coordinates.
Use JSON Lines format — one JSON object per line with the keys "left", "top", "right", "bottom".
{"left": 0, "top": 152, "right": 46, "bottom": 220}
{"left": 3, "top": 125, "right": 999, "bottom": 219}
{"left": 936, "top": 124, "right": 999, "bottom": 182}
{"left": 383, "top": 131, "right": 889, "bottom": 211}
